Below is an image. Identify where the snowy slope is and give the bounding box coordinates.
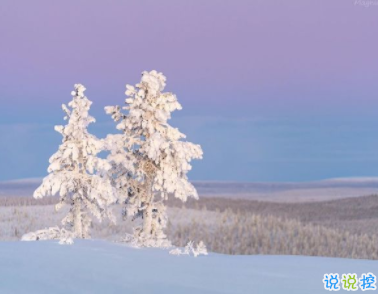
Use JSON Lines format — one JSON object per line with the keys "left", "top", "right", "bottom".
{"left": 0, "top": 240, "right": 376, "bottom": 294}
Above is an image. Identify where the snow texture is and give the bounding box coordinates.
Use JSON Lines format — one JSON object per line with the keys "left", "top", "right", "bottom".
{"left": 0, "top": 240, "right": 376, "bottom": 294}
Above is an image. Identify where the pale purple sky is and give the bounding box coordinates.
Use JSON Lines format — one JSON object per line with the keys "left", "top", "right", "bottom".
{"left": 0, "top": 0, "right": 377, "bottom": 181}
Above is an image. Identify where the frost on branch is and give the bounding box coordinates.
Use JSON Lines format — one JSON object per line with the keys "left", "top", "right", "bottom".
{"left": 169, "top": 241, "right": 208, "bottom": 257}
{"left": 105, "top": 70, "right": 203, "bottom": 247}
{"left": 27, "top": 84, "right": 116, "bottom": 241}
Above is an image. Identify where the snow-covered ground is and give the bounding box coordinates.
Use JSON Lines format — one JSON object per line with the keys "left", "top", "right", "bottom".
{"left": 0, "top": 240, "right": 376, "bottom": 294}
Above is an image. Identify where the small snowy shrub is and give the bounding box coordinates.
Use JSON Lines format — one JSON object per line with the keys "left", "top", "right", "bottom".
{"left": 105, "top": 70, "right": 203, "bottom": 247}
{"left": 24, "top": 84, "right": 116, "bottom": 242}
{"left": 21, "top": 226, "right": 74, "bottom": 244}
{"left": 169, "top": 241, "right": 208, "bottom": 257}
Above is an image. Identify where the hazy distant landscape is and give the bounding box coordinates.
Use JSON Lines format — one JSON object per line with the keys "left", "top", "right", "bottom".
{"left": 1, "top": 178, "right": 377, "bottom": 260}
{"left": 1, "top": 177, "right": 378, "bottom": 202}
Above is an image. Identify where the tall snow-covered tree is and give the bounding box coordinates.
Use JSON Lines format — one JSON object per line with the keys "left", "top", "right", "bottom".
{"left": 32, "top": 84, "right": 116, "bottom": 239}
{"left": 105, "top": 70, "right": 203, "bottom": 247}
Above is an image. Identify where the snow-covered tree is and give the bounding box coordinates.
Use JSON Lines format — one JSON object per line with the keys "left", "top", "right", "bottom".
{"left": 31, "top": 84, "right": 116, "bottom": 240}
{"left": 105, "top": 70, "right": 203, "bottom": 247}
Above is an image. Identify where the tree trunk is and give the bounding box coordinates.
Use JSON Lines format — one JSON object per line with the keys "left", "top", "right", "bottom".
{"left": 73, "top": 199, "right": 83, "bottom": 238}
{"left": 141, "top": 177, "right": 154, "bottom": 239}
{"left": 142, "top": 204, "right": 153, "bottom": 237}
{"left": 138, "top": 174, "right": 170, "bottom": 246}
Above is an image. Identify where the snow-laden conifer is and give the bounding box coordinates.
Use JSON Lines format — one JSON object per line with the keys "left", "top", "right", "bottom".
{"left": 26, "top": 84, "right": 116, "bottom": 241}
{"left": 105, "top": 70, "right": 203, "bottom": 247}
